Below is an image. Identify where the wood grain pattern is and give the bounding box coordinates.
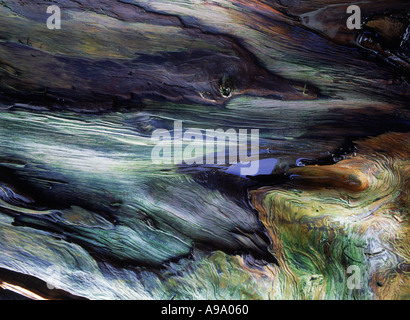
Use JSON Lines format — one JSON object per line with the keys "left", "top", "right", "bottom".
{"left": 0, "top": 0, "right": 408, "bottom": 300}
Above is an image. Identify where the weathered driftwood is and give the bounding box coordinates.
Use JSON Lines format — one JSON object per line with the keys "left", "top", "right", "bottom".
{"left": 0, "top": 0, "right": 408, "bottom": 300}
{"left": 252, "top": 132, "right": 410, "bottom": 299}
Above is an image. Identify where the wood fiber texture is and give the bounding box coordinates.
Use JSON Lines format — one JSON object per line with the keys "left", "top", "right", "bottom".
{"left": 0, "top": 0, "right": 408, "bottom": 300}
